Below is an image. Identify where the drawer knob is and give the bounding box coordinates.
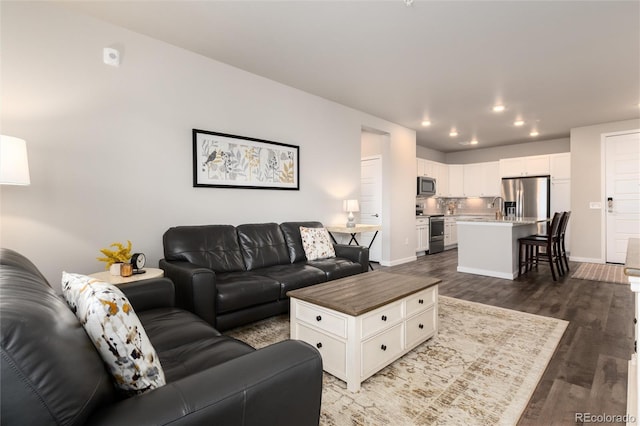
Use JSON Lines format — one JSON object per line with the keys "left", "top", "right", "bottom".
{"left": 316, "top": 315, "right": 322, "bottom": 322}
{"left": 418, "top": 299, "right": 424, "bottom": 304}
{"left": 419, "top": 323, "right": 424, "bottom": 329}
{"left": 316, "top": 342, "right": 322, "bottom": 349}
{"left": 381, "top": 315, "right": 387, "bottom": 321}
{"left": 381, "top": 344, "right": 387, "bottom": 351}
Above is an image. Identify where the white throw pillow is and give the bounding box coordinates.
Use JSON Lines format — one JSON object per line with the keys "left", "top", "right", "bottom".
{"left": 61, "top": 272, "right": 165, "bottom": 395}
{"left": 300, "top": 226, "right": 336, "bottom": 261}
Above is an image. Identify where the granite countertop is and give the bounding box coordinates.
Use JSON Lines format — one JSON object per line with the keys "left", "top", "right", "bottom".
{"left": 625, "top": 238, "right": 640, "bottom": 278}
{"left": 455, "top": 216, "right": 547, "bottom": 225}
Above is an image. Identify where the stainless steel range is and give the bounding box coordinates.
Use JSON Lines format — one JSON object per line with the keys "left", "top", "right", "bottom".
{"left": 428, "top": 215, "right": 444, "bottom": 254}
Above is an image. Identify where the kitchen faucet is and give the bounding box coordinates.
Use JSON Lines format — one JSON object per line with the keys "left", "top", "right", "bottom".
{"left": 491, "top": 196, "right": 505, "bottom": 218}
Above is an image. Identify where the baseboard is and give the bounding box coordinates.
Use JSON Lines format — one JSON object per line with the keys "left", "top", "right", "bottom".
{"left": 380, "top": 255, "right": 417, "bottom": 267}
{"left": 569, "top": 256, "right": 605, "bottom": 264}
{"left": 456, "top": 266, "right": 515, "bottom": 280}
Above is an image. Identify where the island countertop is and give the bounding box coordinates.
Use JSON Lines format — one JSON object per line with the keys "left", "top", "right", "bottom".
{"left": 455, "top": 216, "right": 548, "bottom": 226}
{"left": 625, "top": 238, "right": 640, "bottom": 278}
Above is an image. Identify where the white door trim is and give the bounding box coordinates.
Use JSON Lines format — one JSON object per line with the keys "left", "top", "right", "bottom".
{"left": 600, "top": 129, "right": 640, "bottom": 263}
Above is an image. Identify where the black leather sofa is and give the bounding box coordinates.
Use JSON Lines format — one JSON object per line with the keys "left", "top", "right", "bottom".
{"left": 0, "top": 248, "right": 323, "bottom": 426}
{"left": 160, "top": 221, "right": 369, "bottom": 331}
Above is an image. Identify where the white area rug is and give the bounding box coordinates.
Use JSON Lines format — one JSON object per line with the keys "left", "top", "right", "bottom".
{"left": 227, "top": 296, "right": 568, "bottom": 425}
{"left": 572, "top": 262, "right": 628, "bottom": 285}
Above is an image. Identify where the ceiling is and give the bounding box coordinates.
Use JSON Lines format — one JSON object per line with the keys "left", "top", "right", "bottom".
{"left": 60, "top": 1, "right": 640, "bottom": 153}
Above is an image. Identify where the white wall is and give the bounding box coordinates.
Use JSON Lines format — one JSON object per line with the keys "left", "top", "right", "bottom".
{"left": 0, "top": 2, "right": 417, "bottom": 290}
{"left": 570, "top": 119, "right": 640, "bottom": 262}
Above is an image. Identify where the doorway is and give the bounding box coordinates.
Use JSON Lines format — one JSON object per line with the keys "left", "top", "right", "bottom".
{"left": 604, "top": 130, "right": 640, "bottom": 263}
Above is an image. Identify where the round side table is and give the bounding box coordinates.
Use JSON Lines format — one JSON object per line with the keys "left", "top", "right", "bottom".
{"left": 89, "top": 267, "right": 164, "bottom": 285}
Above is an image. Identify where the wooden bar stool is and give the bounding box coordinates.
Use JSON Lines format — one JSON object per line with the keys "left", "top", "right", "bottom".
{"left": 518, "top": 212, "right": 563, "bottom": 281}
{"left": 558, "top": 211, "right": 571, "bottom": 273}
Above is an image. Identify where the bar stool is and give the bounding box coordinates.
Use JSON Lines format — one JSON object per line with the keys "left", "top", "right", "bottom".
{"left": 518, "top": 212, "right": 563, "bottom": 281}
{"left": 558, "top": 211, "right": 571, "bottom": 273}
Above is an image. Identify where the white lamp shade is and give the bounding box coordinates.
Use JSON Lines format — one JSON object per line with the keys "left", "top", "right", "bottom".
{"left": 0, "top": 135, "right": 30, "bottom": 185}
{"left": 343, "top": 199, "right": 360, "bottom": 212}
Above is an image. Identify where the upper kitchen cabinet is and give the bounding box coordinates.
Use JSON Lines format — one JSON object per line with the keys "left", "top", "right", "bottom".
{"left": 448, "top": 165, "right": 464, "bottom": 197}
{"left": 499, "top": 155, "right": 550, "bottom": 178}
{"left": 550, "top": 153, "right": 571, "bottom": 180}
{"left": 435, "top": 162, "right": 449, "bottom": 197}
{"left": 463, "top": 162, "right": 500, "bottom": 197}
{"left": 417, "top": 158, "right": 436, "bottom": 177}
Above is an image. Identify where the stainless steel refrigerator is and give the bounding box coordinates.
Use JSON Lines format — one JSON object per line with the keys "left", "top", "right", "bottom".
{"left": 501, "top": 176, "right": 551, "bottom": 234}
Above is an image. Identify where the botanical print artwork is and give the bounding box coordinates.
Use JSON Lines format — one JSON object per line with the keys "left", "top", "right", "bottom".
{"left": 193, "top": 130, "right": 299, "bottom": 189}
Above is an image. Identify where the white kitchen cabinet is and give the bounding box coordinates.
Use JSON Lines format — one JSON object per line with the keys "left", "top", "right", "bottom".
{"left": 499, "top": 155, "right": 550, "bottom": 178}
{"left": 550, "top": 153, "right": 571, "bottom": 180}
{"left": 435, "top": 162, "right": 449, "bottom": 197}
{"left": 447, "top": 165, "right": 464, "bottom": 197}
{"left": 416, "top": 218, "right": 429, "bottom": 253}
{"left": 463, "top": 163, "right": 484, "bottom": 197}
{"left": 483, "top": 161, "right": 500, "bottom": 196}
{"left": 444, "top": 217, "right": 457, "bottom": 248}
{"left": 462, "top": 162, "right": 500, "bottom": 197}
{"left": 416, "top": 159, "right": 426, "bottom": 176}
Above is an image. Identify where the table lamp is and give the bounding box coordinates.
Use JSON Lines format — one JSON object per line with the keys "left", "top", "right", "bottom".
{"left": 343, "top": 199, "right": 360, "bottom": 228}
{"left": 0, "top": 135, "right": 31, "bottom": 185}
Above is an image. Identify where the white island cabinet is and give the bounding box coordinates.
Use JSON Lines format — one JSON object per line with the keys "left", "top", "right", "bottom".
{"left": 456, "top": 217, "right": 548, "bottom": 280}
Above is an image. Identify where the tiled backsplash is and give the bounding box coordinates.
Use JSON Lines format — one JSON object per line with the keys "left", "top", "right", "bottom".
{"left": 418, "top": 197, "right": 500, "bottom": 216}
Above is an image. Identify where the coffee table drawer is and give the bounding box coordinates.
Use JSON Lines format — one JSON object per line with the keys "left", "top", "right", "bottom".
{"left": 406, "top": 286, "right": 437, "bottom": 316}
{"left": 361, "top": 324, "right": 403, "bottom": 378}
{"left": 361, "top": 301, "right": 403, "bottom": 339}
{"left": 296, "top": 323, "right": 346, "bottom": 377}
{"left": 296, "top": 302, "right": 347, "bottom": 338}
{"left": 405, "top": 306, "right": 437, "bottom": 349}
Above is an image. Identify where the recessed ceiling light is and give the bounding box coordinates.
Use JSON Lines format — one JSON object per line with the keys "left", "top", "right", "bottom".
{"left": 514, "top": 120, "right": 525, "bottom": 126}
{"left": 421, "top": 120, "right": 431, "bottom": 127}
{"left": 530, "top": 130, "right": 539, "bottom": 137}
{"left": 449, "top": 129, "right": 458, "bottom": 137}
{"left": 470, "top": 139, "right": 479, "bottom": 145}
{"left": 493, "top": 105, "right": 505, "bottom": 113}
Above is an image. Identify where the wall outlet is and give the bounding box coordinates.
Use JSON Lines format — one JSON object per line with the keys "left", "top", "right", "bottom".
{"left": 404, "top": 237, "right": 409, "bottom": 245}
{"left": 589, "top": 202, "right": 602, "bottom": 209}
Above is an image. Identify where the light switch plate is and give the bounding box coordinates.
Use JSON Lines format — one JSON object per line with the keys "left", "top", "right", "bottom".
{"left": 589, "top": 202, "right": 602, "bottom": 209}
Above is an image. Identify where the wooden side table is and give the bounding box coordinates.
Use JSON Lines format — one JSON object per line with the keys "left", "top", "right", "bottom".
{"left": 89, "top": 267, "right": 164, "bottom": 285}
{"left": 325, "top": 224, "right": 381, "bottom": 270}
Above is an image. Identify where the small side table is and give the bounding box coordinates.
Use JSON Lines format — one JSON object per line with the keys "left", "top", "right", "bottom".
{"left": 89, "top": 267, "right": 164, "bottom": 285}
{"left": 325, "top": 224, "right": 381, "bottom": 271}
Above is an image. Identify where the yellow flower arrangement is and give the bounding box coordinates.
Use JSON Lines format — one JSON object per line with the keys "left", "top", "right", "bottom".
{"left": 97, "top": 240, "right": 132, "bottom": 269}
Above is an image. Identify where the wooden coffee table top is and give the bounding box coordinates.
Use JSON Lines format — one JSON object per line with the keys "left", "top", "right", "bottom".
{"left": 287, "top": 271, "right": 440, "bottom": 316}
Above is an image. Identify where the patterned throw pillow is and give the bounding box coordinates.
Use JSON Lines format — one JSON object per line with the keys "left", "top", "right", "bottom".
{"left": 300, "top": 226, "right": 336, "bottom": 261}
{"left": 61, "top": 272, "right": 165, "bottom": 395}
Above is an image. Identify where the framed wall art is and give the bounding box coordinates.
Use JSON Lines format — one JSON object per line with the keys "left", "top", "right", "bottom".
{"left": 193, "top": 129, "right": 300, "bottom": 190}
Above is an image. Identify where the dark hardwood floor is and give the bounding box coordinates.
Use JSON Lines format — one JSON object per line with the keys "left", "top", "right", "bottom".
{"left": 375, "top": 249, "right": 634, "bottom": 425}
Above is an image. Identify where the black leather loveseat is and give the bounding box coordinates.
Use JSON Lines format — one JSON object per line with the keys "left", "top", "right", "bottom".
{"left": 160, "top": 221, "right": 369, "bottom": 331}
{"left": 0, "top": 248, "right": 322, "bottom": 426}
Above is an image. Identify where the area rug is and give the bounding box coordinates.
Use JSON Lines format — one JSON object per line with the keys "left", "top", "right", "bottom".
{"left": 572, "top": 262, "right": 628, "bottom": 285}
{"left": 226, "top": 296, "right": 568, "bottom": 426}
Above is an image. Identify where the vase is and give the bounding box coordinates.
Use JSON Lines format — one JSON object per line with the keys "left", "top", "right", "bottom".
{"left": 109, "top": 263, "right": 122, "bottom": 276}
{"left": 120, "top": 263, "right": 133, "bottom": 277}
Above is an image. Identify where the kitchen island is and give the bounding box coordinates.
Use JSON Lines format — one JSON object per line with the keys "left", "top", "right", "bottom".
{"left": 456, "top": 216, "right": 548, "bottom": 280}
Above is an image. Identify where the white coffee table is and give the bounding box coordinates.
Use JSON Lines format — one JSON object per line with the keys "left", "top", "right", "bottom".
{"left": 287, "top": 271, "right": 439, "bottom": 392}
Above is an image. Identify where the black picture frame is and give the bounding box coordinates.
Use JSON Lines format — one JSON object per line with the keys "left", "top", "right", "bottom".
{"left": 193, "top": 129, "right": 300, "bottom": 190}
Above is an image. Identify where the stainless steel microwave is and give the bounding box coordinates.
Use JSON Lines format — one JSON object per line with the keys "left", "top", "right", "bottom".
{"left": 417, "top": 176, "right": 436, "bottom": 197}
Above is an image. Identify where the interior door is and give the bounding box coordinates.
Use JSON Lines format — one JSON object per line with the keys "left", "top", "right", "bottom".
{"left": 606, "top": 131, "right": 640, "bottom": 263}
{"left": 360, "top": 156, "right": 382, "bottom": 261}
